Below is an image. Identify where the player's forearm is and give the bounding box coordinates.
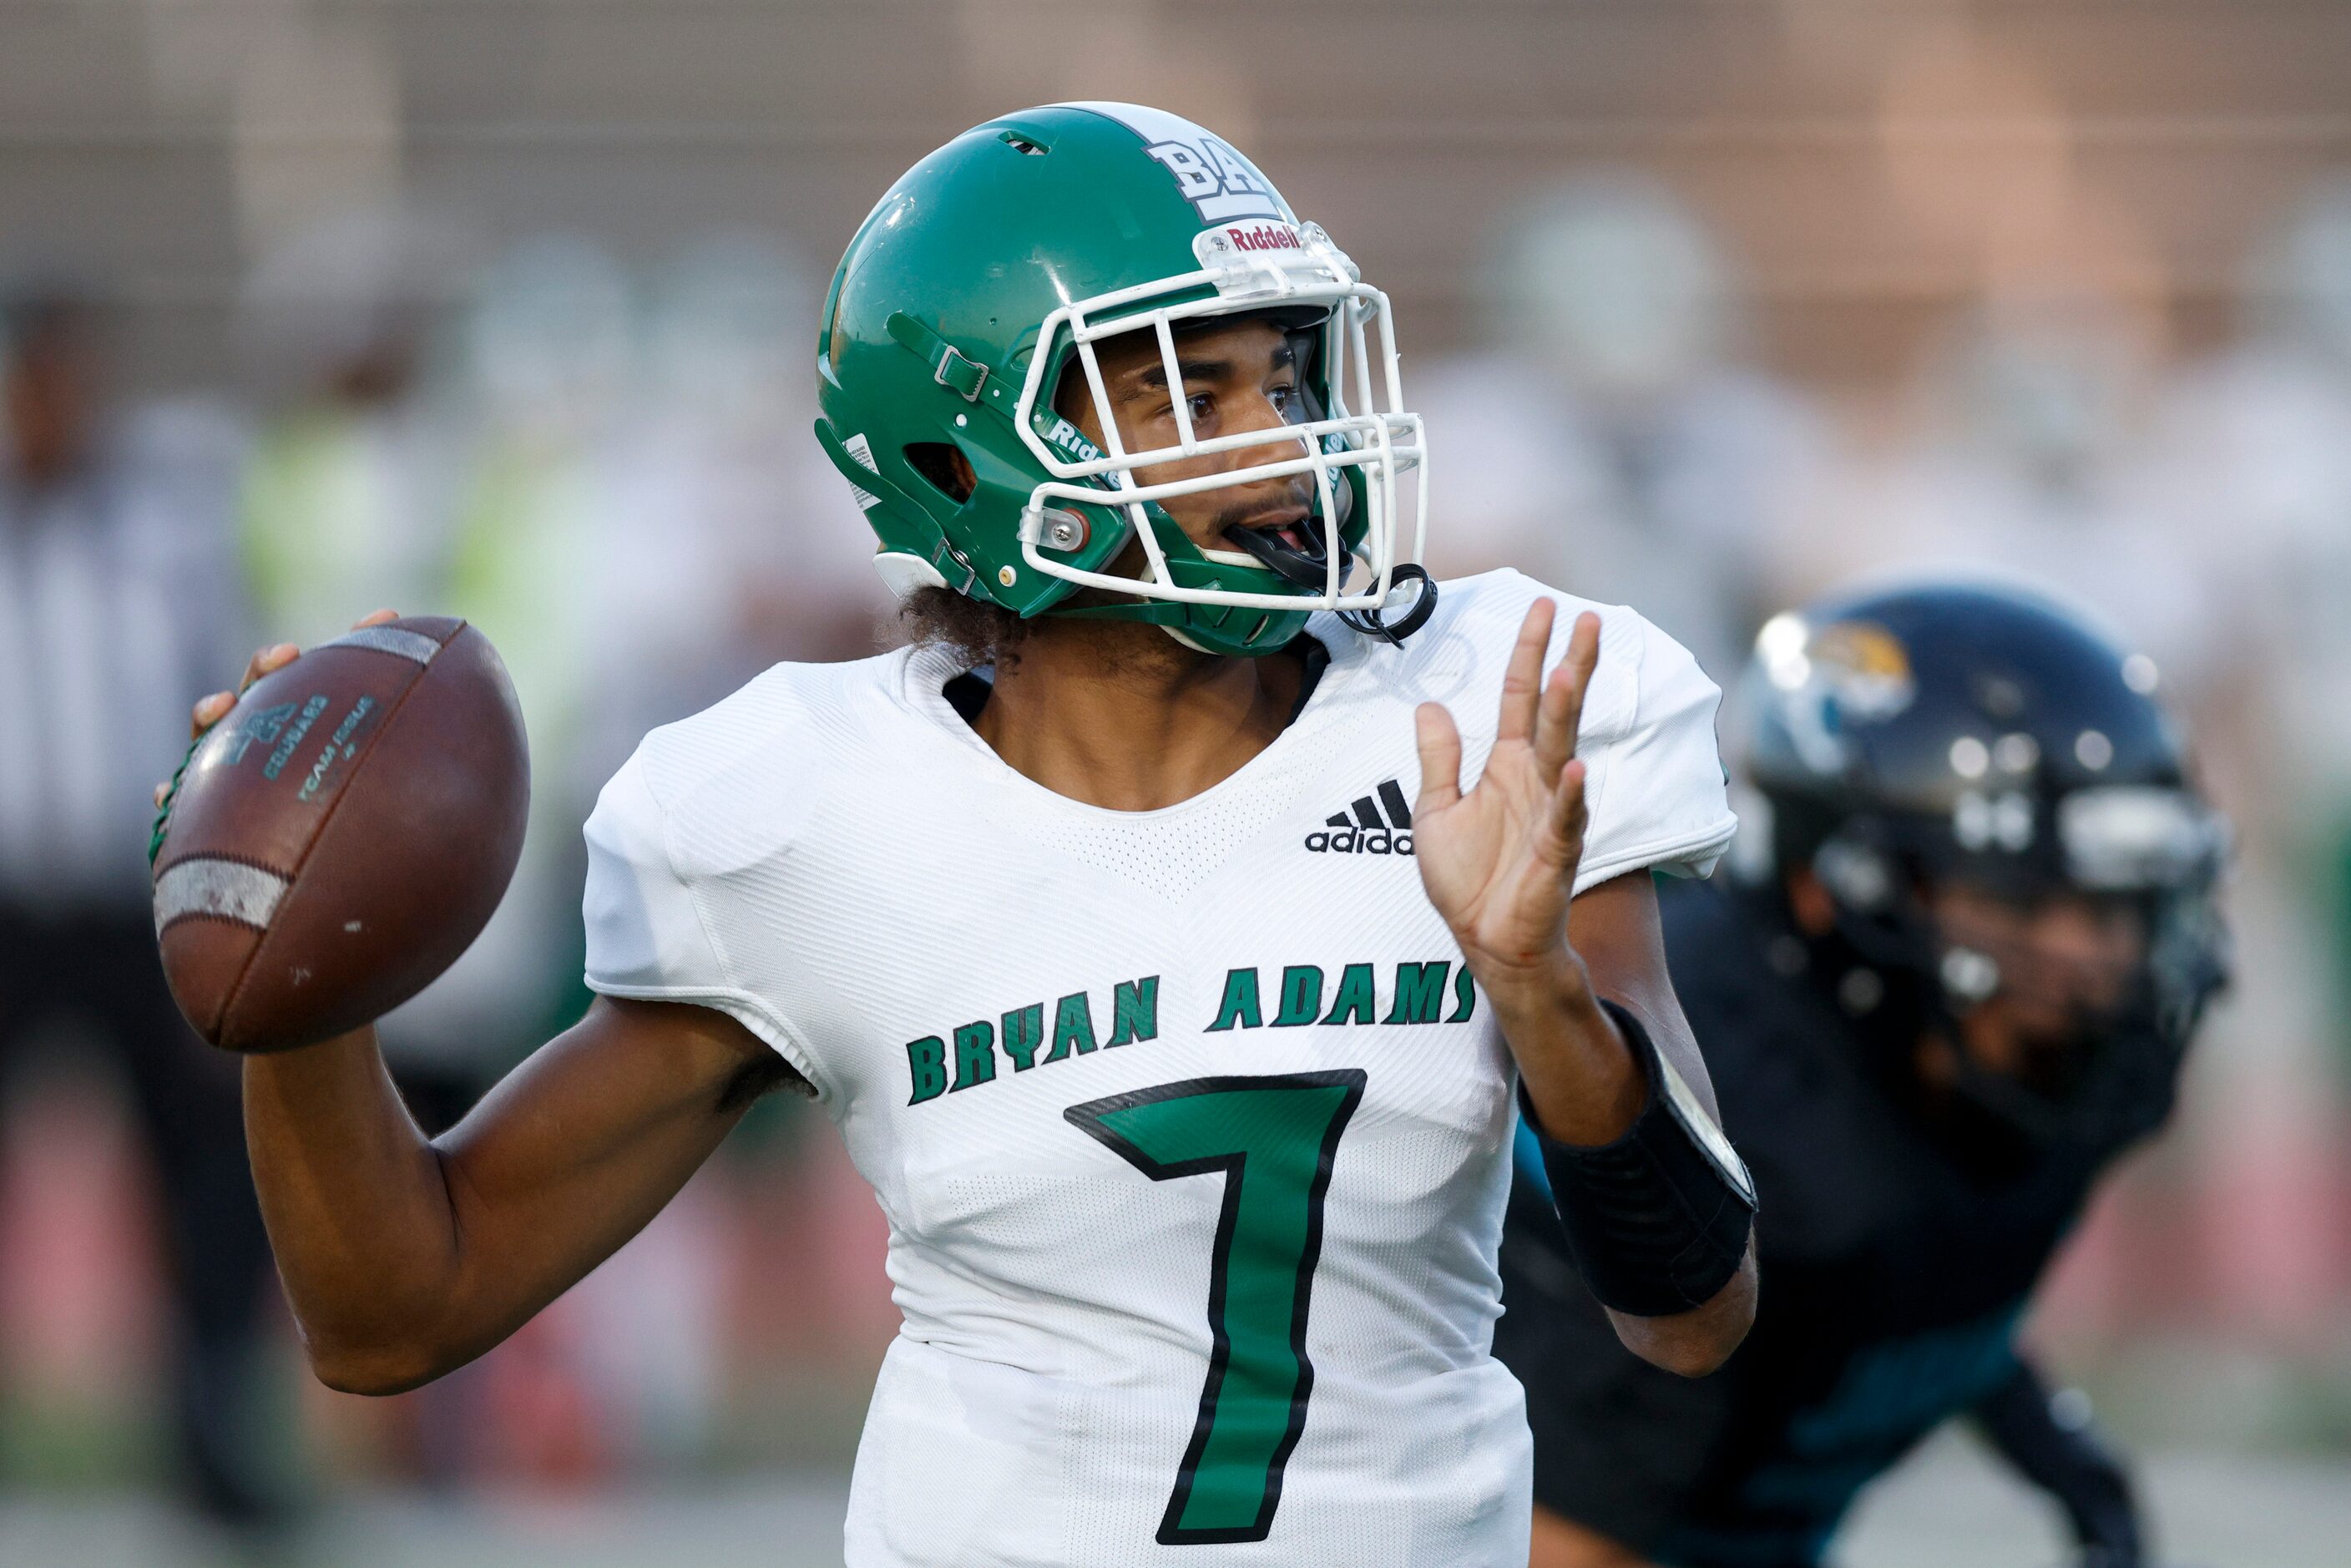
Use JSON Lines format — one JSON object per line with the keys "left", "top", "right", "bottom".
{"left": 1498, "top": 966, "right": 1757, "bottom": 1371}
{"left": 241, "top": 1025, "right": 470, "bottom": 1393}
{"left": 244, "top": 999, "right": 776, "bottom": 1395}
{"left": 1604, "top": 1240, "right": 1757, "bottom": 1378}
{"left": 1488, "top": 950, "right": 1647, "bottom": 1147}
{"left": 1505, "top": 880, "right": 1759, "bottom": 1373}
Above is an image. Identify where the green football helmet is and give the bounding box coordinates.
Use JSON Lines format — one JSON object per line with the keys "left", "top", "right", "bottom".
{"left": 814, "top": 102, "right": 1432, "bottom": 657}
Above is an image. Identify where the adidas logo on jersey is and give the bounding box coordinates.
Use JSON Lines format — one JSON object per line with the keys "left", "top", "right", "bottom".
{"left": 1305, "top": 780, "right": 1414, "bottom": 856}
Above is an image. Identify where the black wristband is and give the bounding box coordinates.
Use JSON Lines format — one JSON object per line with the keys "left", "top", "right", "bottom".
{"left": 1524, "top": 999, "right": 1756, "bottom": 1318}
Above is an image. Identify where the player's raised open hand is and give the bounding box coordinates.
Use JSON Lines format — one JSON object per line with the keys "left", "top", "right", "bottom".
{"left": 1412, "top": 597, "right": 1603, "bottom": 1009}
{"left": 1415, "top": 597, "right": 1753, "bottom": 1369}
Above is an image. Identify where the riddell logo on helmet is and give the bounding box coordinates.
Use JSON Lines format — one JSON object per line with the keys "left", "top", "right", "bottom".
{"left": 1192, "top": 222, "right": 1318, "bottom": 293}
{"left": 1222, "top": 222, "right": 1302, "bottom": 254}
{"left": 1038, "top": 415, "right": 1104, "bottom": 464}
{"left": 1306, "top": 780, "right": 1415, "bottom": 856}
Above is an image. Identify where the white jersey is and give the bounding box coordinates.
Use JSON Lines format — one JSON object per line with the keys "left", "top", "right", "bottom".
{"left": 581, "top": 570, "right": 1735, "bottom": 1566}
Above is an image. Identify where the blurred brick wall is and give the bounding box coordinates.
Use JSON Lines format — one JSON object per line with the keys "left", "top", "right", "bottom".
{"left": 3, "top": 0, "right": 2348, "bottom": 396}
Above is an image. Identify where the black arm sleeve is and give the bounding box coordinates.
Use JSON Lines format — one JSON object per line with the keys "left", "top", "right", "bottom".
{"left": 1972, "top": 1356, "right": 2145, "bottom": 1565}
{"left": 1524, "top": 1000, "right": 1757, "bottom": 1316}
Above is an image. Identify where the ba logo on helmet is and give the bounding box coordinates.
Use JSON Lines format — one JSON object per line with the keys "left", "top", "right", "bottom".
{"left": 1145, "top": 135, "right": 1284, "bottom": 223}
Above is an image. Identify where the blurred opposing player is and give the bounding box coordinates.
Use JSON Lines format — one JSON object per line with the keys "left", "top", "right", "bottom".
{"left": 188, "top": 105, "right": 1761, "bottom": 1564}
{"left": 1494, "top": 581, "right": 2227, "bottom": 1568}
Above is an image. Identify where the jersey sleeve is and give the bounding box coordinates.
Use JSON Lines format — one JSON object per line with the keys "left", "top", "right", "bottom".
{"left": 580, "top": 746, "right": 825, "bottom": 1093}
{"left": 1575, "top": 609, "right": 1738, "bottom": 893}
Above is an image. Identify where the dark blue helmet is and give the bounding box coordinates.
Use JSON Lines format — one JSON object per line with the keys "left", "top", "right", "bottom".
{"left": 1737, "top": 577, "right": 2228, "bottom": 1148}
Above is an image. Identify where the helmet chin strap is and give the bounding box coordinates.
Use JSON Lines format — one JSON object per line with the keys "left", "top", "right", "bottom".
{"left": 1220, "top": 514, "right": 1337, "bottom": 589}
{"left": 1218, "top": 516, "right": 1440, "bottom": 646}
{"left": 1339, "top": 564, "right": 1438, "bottom": 646}
{"left": 1050, "top": 509, "right": 1436, "bottom": 655}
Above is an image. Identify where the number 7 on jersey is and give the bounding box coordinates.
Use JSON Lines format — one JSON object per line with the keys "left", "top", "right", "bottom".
{"left": 1065, "top": 1070, "right": 1368, "bottom": 1546}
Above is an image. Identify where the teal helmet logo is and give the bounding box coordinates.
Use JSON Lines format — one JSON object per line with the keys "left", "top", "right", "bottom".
{"left": 814, "top": 102, "right": 1432, "bottom": 657}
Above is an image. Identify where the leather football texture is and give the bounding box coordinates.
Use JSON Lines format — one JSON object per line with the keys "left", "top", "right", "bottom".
{"left": 151, "top": 616, "right": 530, "bottom": 1053}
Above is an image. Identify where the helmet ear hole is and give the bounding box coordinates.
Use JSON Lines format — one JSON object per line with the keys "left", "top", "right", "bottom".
{"left": 904, "top": 442, "right": 976, "bottom": 503}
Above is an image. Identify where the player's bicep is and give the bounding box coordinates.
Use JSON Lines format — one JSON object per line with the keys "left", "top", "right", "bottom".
{"left": 422, "top": 997, "right": 786, "bottom": 1362}
{"left": 441, "top": 996, "right": 784, "bottom": 1190}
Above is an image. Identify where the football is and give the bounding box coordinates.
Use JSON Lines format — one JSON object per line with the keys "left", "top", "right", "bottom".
{"left": 151, "top": 616, "right": 530, "bottom": 1054}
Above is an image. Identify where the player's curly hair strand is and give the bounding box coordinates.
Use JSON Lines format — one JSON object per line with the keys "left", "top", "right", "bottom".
{"left": 897, "top": 585, "right": 1034, "bottom": 670}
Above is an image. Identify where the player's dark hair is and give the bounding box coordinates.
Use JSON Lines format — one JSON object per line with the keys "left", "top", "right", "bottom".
{"left": 899, "top": 584, "right": 1034, "bottom": 670}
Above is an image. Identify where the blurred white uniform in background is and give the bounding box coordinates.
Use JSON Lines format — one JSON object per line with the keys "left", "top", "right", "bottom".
{"left": 2159, "top": 180, "right": 2351, "bottom": 837}
{"left": 236, "top": 207, "right": 469, "bottom": 652}
{"left": 232, "top": 219, "right": 891, "bottom": 1473}
{"left": 0, "top": 399, "right": 247, "bottom": 906}
{"left": 625, "top": 235, "right": 890, "bottom": 703}
{"left": 1413, "top": 176, "right": 1830, "bottom": 685}
{"left": 1787, "top": 296, "right": 2220, "bottom": 690}
{"left": 421, "top": 235, "right": 888, "bottom": 1065}
{"left": 407, "top": 235, "right": 640, "bottom": 1071}
{"left": 2136, "top": 180, "right": 2351, "bottom": 1337}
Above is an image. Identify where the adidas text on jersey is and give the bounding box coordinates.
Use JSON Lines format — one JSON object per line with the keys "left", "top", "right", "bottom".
{"left": 1304, "top": 777, "right": 1414, "bottom": 855}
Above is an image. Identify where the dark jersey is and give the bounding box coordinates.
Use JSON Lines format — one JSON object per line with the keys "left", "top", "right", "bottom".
{"left": 1494, "top": 878, "right": 2131, "bottom": 1568}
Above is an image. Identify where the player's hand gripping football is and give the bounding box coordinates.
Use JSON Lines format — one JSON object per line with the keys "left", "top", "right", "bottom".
{"left": 154, "top": 608, "right": 401, "bottom": 807}
{"left": 1412, "top": 598, "right": 1601, "bottom": 1010}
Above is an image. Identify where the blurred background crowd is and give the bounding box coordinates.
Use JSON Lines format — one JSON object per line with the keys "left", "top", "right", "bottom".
{"left": 1, "top": 0, "right": 2348, "bottom": 1563}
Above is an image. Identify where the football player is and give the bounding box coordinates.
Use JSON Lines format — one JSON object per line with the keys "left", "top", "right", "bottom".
{"left": 1494, "top": 580, "right": 2228, "bottom": 1568}
{"left": 179, "top": 105, "right": 1759, "bottom": 1564}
